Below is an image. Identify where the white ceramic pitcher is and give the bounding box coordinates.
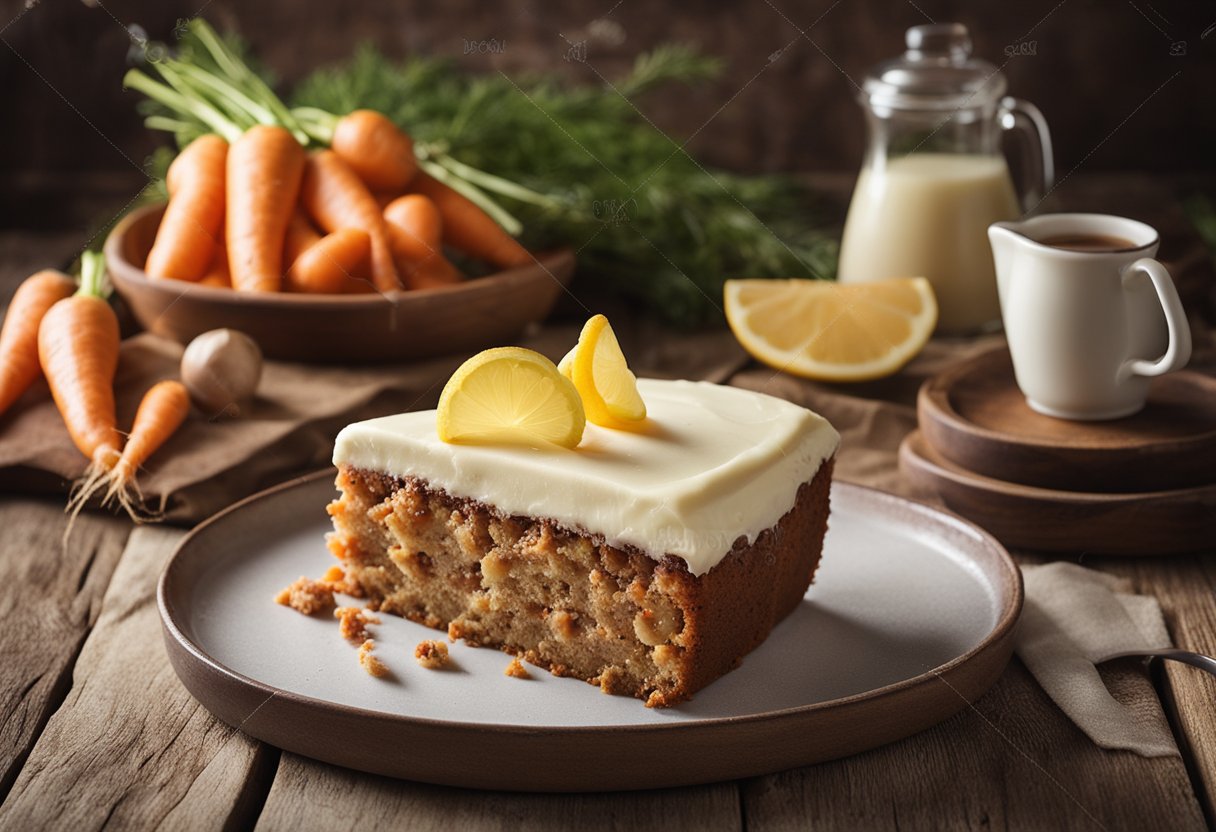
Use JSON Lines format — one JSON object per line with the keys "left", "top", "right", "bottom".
{"left": 988, "top": 213, "right": 1192, "bottom": 420}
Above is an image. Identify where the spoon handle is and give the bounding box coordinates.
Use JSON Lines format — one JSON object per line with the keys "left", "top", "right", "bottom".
{"left": 1106, "top": 648, "right": 1216, "bottom": 681}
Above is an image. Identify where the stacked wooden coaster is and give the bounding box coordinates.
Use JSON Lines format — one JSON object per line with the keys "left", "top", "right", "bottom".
{"left": 900, "top": 347, "right": 1216, "bottom": 555}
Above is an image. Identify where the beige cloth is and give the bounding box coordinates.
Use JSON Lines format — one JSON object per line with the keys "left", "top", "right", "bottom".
{"left": 1016, "top": 562, "right": 1176, "bottom": 757}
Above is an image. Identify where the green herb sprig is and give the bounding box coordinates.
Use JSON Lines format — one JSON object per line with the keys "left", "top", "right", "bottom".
{"left": 292, "top": 46, "right": 838, "bottom": 326}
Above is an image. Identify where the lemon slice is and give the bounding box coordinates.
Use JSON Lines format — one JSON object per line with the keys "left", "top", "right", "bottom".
{"left": 568, "top": 314, "right": 647, "bottom": 427}
{"left": 437, "top": 347, "right": 585, "bottom": 447}
{"left": 724, "top": 278, "right": 937, "bottom": 382}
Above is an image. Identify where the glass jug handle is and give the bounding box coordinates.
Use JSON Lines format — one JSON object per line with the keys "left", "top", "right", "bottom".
{"left": 998, "top": 96, "right": 1054, "bottom": 212}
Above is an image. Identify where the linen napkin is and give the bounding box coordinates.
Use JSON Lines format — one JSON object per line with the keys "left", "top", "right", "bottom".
{"left": 1016, "top": 562, "right": 1177, "bottom": 757}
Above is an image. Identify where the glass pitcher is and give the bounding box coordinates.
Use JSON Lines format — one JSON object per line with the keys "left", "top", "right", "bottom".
{"left": 838, "top": 23, "right": 1053, "bottom": 334}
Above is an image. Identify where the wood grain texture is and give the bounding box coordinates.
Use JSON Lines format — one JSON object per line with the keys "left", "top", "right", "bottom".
{"left": 0, "top": 500, "right": 130, "bottom": 800}
{"left": 0, "top": 525, "right": 275, "bottom": 831}
{"left": 1108, "top": 555, "right": 1216, "bottom": 826}
{"left": 899, "top": 431, "right": 1216, "bottom": 556}
{"left": 255, "top": 752, "right": 740, "bottom": 832}
{"left": 741, "top": 659, "right": 1206, "bottom": 832}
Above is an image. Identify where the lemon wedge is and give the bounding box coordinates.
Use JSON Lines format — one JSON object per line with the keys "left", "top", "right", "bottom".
{"left": 724, "top": 277, "right": 937, "bottom": 382}
{"left": 437, "top": 347, "right": 585, "bottom": 447}
{"left": 567, "top": 314, "right": 647, "bottom": 428}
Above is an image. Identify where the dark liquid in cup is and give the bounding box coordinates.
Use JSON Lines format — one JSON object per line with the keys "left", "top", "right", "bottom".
{"left": 1039, "top": 233, "right": 1138, "bottom": 252}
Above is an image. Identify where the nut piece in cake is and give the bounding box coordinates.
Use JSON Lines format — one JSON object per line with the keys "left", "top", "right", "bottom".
{"left": 357, "top": 639, "right": 389, "bottom": 678}
{"left": 414, "top": 639, "right": 450, "bottom": 669}
{"left": 274, "top": 576, "right": 335, "bottom": 615}
{"left": 335, "top": 606, "right": 380, "bottom": 643}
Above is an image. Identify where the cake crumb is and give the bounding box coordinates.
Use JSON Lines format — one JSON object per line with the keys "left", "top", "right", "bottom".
{"left": 274, "top": 576, "right": 334, "bottom": 615}
{"left": 504, "top": 657, "right": 531, "bottom": 679}
{"left": 414, "top": 640, "right": 450, "bottom": 669}
{"left": 357, "top": 639, "right": 389, "bottom": 678}
{"left": 319, "top": 565, "right": 364, "bottom": 598}
{"left": 335, "top": 606, "right": 380, "bottom": 643}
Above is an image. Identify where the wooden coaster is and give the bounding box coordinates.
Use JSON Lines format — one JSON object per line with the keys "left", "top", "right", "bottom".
{"left": 899, "top": 431, "right": 1216, "bottom": 556}
{"left": 918, "top": 347, "right": 1216, "bottom": 492}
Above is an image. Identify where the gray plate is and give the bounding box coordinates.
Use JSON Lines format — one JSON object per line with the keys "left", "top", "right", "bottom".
{"left": 159, "top": 472, "right": 1021, "bottom": 791}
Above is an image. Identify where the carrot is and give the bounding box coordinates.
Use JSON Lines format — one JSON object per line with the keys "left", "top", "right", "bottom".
{"left": 382, "top": 195, "right": 463, "bottom": 290}
{"left": 282, "top": 209, "right": 322, "bottom": 270}
{"left": 285, "top": 229, "right": 372, "bottom": 294}
{"left": 0, "top": 270, "right": 76, "bottom": 415}
{"left": 227, "top": 125, "right": 306, "bottom": 292}
{"left": 145, "top": 134, "right": 227, "bottom": 282}
{"left": 104, "top": 379, "right": 190, "bottom": 520}
{"left": 408, "top": 172, "right": 532, "bottom": 270}
{"left": 39, "top": 254, "right": 122, "bottom": 536}
{"left": 199, "top": 240, "right": 231, "bottom": 288}
{"left": 300, "top": 150, "right": 401, "bottom": 292}
{"left": 331, "top": 110, "right": 417, "bottom": 193}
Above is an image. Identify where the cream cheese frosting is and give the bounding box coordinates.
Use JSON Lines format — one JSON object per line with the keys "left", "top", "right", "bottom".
{"left": 332, "top": 378, "right": 839, "bottom": 576}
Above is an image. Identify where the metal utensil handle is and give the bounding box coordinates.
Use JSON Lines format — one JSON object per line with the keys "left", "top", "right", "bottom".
{"left": 999, "top": 96, "right": 1054, "bottom": 212}
{"left": 1106, "top": 648, "right": 1216, "bottom": 680}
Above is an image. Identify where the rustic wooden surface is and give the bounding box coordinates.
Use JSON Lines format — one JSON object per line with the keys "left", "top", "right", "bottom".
{"left": 2, "top": 175, "right": 1215, "bottom": 829}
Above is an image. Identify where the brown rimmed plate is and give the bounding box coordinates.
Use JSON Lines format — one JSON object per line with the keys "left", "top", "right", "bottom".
{"left": 158, "top": 472, "right": 1022, "bottom": 792}
{"left": 105, "top": 204, "right": 575, "bottom": 363}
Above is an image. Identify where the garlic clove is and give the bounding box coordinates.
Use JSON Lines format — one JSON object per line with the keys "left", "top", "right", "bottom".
{"left": 180, "top": 328, "right": 263, "bottom": 418}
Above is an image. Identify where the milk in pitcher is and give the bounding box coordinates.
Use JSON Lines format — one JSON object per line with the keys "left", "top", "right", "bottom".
{"left": 839, "top": 153, "right": 1020, "bottom": 333}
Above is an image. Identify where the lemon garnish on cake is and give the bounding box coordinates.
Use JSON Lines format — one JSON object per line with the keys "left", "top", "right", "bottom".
{"left": 724, "top": 277, "right": 937, "bottom": 382}
{"left": 437, "top": 347, "right": 585, "bottom": 448}
{"left": 563, "top": 314, "right": 647, "bottom": 429}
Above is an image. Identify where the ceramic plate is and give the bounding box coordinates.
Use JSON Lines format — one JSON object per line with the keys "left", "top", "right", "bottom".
{"left": 105, "top": 204, "right": 574, "bottom": 363}
{"left": 159, "top": 473, "right": 1021, "bottom": 791}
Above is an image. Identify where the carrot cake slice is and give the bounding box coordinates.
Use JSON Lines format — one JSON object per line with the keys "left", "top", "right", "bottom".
{"left": 328, "top": 374, "right": 839, "bottom": 707}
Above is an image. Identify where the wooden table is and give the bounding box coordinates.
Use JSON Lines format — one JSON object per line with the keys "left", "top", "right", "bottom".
{"left": 1, "top": 175, "right": 1214, "bottom": 830}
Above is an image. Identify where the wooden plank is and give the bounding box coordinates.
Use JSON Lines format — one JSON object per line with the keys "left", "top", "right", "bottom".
{"left": 0, "top": 525, "right": 275, "bottom": 830}
{"left": 0, "top": 500, "right": 130, "bottom": 800}
{"left": 1112, "top": 555, "right": 1216, "bottom": 826}
{"left": 255, "top": 752, "right": 740, "bottom": 832}
{"left": 741, "top": 659, "right": 1206, "bottom": 831}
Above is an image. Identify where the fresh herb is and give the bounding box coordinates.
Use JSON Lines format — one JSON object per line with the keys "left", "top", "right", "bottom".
{"left": 292, "top": 46, "right": 838, "bottom": 325}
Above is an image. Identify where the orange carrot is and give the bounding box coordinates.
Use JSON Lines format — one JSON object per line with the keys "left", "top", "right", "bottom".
{"left": 104, "top": 379, "right": 190, "bottom": 519}
{"left": 145, "top": 134, "right": 228, "bottom": 282}
{"left": 331, "top": 110, "right": 417, "bottom": 192}
{"left": 409, "top": 172, "right": 532, "bottom": 270}
{"left": 285, "top": 229, "right": 372, "bottom": 294}
{"left": 373, "top": 191, "right": 399, "bottom": 211}
{"left": 382, "top": 195, "right": 463, "bottom": 290}
{"left": 227, "top": 125, "right": 306, "bottom": 292}
{"left": 39, "top": 254, "right": 122, "bottom": 532}
{"left": 0, "top": 269, "right": 76, "bottom": 415}
{"left": 198, "top": 228, "right": 231, "bottom": 288}
{"left": 300, "top": 150, "right": 401, "bottom": 292}
{"left": 282, "top": 209, "right": 322, "bottom": 270}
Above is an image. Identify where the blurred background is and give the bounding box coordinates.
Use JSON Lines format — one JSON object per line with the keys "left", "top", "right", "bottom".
{"left": 2, "top": 0, "right": 1213, "bottom": 231}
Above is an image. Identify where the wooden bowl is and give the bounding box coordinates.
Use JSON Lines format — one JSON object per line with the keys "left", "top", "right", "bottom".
{"left": 104, "top": 204, "right": 575, "bottom": 363}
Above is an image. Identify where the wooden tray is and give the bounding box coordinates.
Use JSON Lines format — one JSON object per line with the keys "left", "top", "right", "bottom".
{"left": 105, "top": 204, "right": 575, "bottom": 363}
{"left": 900, "top": 430, "right": 1216, "bottom": 555}
{"left": 159, "top": 472, "right": 1021, "bottom": 791}
{"left": 918, "top": 347, "right": 1216, "bottom": 492}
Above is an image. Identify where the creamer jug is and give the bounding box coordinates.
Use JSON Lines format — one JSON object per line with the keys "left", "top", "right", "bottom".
{"left": 838, "top": 23, "right": 1053, "bottom": 334}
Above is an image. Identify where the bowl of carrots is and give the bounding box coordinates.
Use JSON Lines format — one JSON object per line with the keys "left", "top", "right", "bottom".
{"left": 105, "top": 20, "right": 575, "bottom": 363}
{"left": 105, "top": 202, "right": 574, "bottom": 364}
